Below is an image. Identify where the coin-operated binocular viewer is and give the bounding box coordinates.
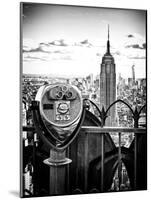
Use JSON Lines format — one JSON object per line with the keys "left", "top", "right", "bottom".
{"left": 31, "top": 83, "right": 86, "bottom": 194}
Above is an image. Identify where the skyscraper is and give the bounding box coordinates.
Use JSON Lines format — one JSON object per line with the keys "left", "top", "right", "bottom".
{"left": 100, "top": 25, "right": 116, "bottom": 126}
{"left": 132, "top": 64, "right": 135, "bottom": 86}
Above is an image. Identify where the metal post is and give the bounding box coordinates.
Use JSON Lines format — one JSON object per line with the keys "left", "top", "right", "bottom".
{"left": 101, "top": 133, "right": 104, "bottom": 192}
{"left": 134, "top": 133, "right": 137, "bottom": 189}
{"left": 118, "top": 132, "right": 122, "bottom": 191}
{"left": 84, "top": 132, "right": 89, "bottom": 193}
{"left": 133, "top": 108, "right": 139, "bottom": 190}
{"left": 66, "top": 146, "right": 70, "bottom": 194}
{"left": 100, "top": 109, "right": 105, "bottom": 193}
{"left": 43, "top": 149, "right": 72, "bottom": 195}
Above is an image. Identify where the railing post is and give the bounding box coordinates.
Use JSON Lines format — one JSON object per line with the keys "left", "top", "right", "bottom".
{"left": 66, "top": 146, "right": 70, "bottom": 194}
{"left": 118, "top": 132, "right": 122, "bottom": 191}
{"left": 100, "top": 107, "right": 106, "bottom": 192}
{"left": 133, "top": 106, "right": 139, "bottom": 190}
{"left": 84, "top": 132, "right": 89, "bottom": 193}
{"left": 134, "top": 133, "right": 137, "bottom": 190}
{"left": 101, "top": 133, "right": 104, "bottom": 192}
{"left": 43, "top": 149, "right": 72, "bottom": 195}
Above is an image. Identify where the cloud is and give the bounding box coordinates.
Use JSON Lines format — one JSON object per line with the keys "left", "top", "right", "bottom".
{"left": 23, "top": 34, "right": 146, "bottom": 65}
{"left": 125, "top": 43, "right": 146, "bottom": 49}
{"left": 48, "top": 39, "right": 68, "bottom": 46}
{"left": 124, "top": 33, "right": 146, "bottom": 50}
{"left": 127, "top": 34, "right": 134, "bottom": 38}
{"left": 128, "top": 56, "right": 146, "bottom": 59}
{"left": 79, "top": 39, "right": 92, "bottom": 47}
{"left": 23, "top": 38, "right": 96, "bottom": 62}
{"left": 23, "top": 45, "right": 50, "bottom": 53}
{"left": 53, "top": 50, "right": 67, "bottom": 54}
{"left": 113, "top": 51, "right": 121, "bottom": 56}
{"left": 39, "top": 42, "right": 50, "bottom": 47}
{"left": 23, "top": 55, "right": 47, "bottom": 62}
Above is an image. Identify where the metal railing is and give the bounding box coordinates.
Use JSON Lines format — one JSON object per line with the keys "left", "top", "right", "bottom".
{"left": 81, "top": 126, "right": 146, "bottom": 191}
{"left": 22, "top": 99, "right": 146, "bottom": 195}
{"left": 22, "top": 125, "right": 146, "bottom": 193}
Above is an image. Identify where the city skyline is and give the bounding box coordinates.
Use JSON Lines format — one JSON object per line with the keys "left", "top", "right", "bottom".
{"left": 22, "top": 3, "right": 146, "bottom": 78}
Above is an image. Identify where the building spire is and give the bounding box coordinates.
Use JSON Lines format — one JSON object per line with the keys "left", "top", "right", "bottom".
{"left": 108, "top": 24, "right": 110, "bottom": 40}
{"left": 107, "top": 24, "right": 110, "bottom": 54}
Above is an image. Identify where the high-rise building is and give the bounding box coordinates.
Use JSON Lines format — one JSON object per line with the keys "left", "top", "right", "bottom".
{"left": 132, "top": 64, "right": 135, "bottom": 86}
{"left": 100, "top": 25, "right": 116, "bottom": 126}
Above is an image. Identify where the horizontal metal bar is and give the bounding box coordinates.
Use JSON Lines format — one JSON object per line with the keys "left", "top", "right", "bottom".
{"left": 23, "top": 126, "right": 146, "bottom": 134}
{"left": 81, "top": 126, "right": 146, "bottom": 133}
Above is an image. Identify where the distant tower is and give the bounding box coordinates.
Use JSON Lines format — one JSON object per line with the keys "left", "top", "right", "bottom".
{"left": 132, "top": 64, "right": 135, "bottom": 86}
{"left": 100, "top": 25, "right": 116, "bottom": 126}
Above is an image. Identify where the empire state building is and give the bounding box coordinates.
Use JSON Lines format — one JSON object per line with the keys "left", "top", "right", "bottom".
{"left": 100, "top": 26, "right": 116, "bottom": 126}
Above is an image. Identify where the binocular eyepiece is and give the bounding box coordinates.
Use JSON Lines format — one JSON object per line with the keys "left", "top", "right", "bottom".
{"left": 56, "top": 90, "right": 73, "bottom": 100}
{"left": 48, "top": 85, "right": 76, "bottom": 100}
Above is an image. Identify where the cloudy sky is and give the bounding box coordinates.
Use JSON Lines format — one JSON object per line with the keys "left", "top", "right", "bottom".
{"left": 22, "top": 3, "right": 146, "bottom": 79}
